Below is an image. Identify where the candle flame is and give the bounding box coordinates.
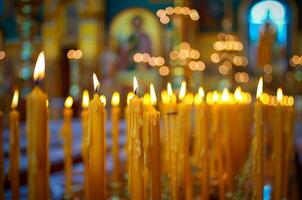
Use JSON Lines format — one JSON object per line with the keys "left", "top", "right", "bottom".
{"left": 277, "top": 88, "right": 283, "bottom": 103}
{"left": 82, "top": 90, "right": 90, "bottom": 108}
{"left": 150, "top": 84, "right": 157, "bottom": 105}
{"left": 33, "top": 52, "right": 45, "bottom": 81}
{"left": 64, "top": 96, "right": 73, "bottom": 108}
{"left": 256, "top": 77, "right": 263, "bottom": 99}
{"left": 178, "top": 81, "right": 186, "bottom": 100}
{"left": 213, "top": 91, "right": 219, "bottom": 103}
{"left": 93, "top": 73, "right": 100, "bottom": 92}
{"left": 184, "top": 93, "right": 194, "bottom": 105}
{"left": 194, "top": 87, "right": 204, "bottom": 105}
{"left": 127, "top": 92, "right": 135, "bottom": 105}
{"left": 221, "top": 88, "right": 230, "bottom": 102}
{"left": 133, "top": 76, "right": 138, "bottom": 94}
{"left": 11, "top": 90, "right": 19, "bottom": 109}
{"left": 46, "top": 99, "right": 49, "bottom": 108}
{"left": 167, "top": 82, "right": 173, "bottom": 97}
{"left": 100, "top": 95, "right": 106, "bottom": 106}
{"left": 111, "top": 92, "right": 120, "bottom": 106}
{"left": 234, "top": 87, "right": 243, "bottom": 102}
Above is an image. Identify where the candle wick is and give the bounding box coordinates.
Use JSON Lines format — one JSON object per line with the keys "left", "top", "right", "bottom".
{"left": 95, "top": 86, "right": 100, "bottom": 94}
{"left": 134, "top": 87, "right": 138, "bottom": 96}
{"left": 34, "top": 79, "right": 41, "bottom": 87}
{"left": 167, "top": 111, "right": 177, "bottom": 116}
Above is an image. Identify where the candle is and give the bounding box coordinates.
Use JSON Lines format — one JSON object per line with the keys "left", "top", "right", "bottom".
{"left": 149, "top": 84, "right": 161, "bottom": 200}
{"left": 26, "top": 52, "right": 49, "bottom": 200}
{"left": 178, "top": 81, "right": 192, "bottom": 200}
{"left": 100, "top": 94, "right": 107, "bottom": 153}
{"left": 128, "top": 77, "right": 144, "bottom": 200}
{"left": 253, "top": 77, "right": 264, "bottom": 200}
{"left": 111, "top": 91, "right": 121, "bottom": 183}
{"left": 125, "top": 91, "right": 134, "bottom": 174}
{"left": 194, "top": 87, "right": 209, "bottom": 200}
{"left": 273, "top": 88, "right": 283, "bottom": 200}
{"left": 61, "top": 96, "right": 73, "bottom": 198}
{"left": 81, "top": 90, "right": 90, "bottom": 199}
{"left": 212, "top": 91, "right": 225, "bottom": 200}
{"left": 9, "top": 90, "right": 20, "bottom": 200}
{"left": 87, "top": 73, "right": 105, "bottom": 199}
{"left": 0, "top": 111, "right": 3, "bottom": 200}
{"left": 163, "top": 83, "right": 179, "bottom": 200}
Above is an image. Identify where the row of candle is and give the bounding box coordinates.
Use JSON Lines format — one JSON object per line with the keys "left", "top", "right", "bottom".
{"left": 0, "top": 51, "right": 296, "bottom": 200}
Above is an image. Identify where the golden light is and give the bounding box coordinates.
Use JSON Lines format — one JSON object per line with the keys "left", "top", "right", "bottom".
{"left": 143, "top": 93, "right": 151, "bottom": 105}
{"left": 276, "top": 88, "right": 283, "bottom": 103}
{"left": 260, "top": 93, "right": 269, "bottom": 105}
{"left": 288, "top": 96, "right": 294, "bottom": 106}
{"left": 167, "top": 82, "right": 173, "bottom": 97}
{"left": 156, "top": 9, "right": 166, "bottom": 17}
{"left": 127, "top": 92, "right": 135, "bottom": 105}
{"left": 206, "top": 92, "right": 214, "bottom": 105}
{"left": 93, "top": 73, "right": 100, "bottom": 92}
{"left": 82, "top": 90, "right": 90, "bottom": 109}
{"left": 75, "top": 50, "right": 82, "bottom": 59}
{"left": 64, "top": 96, "right": 73, "bottom": 108}
{"left": 111, "top": 92, "right": 120, "bottom": 106}
{"left": 178, "top": 81, "right": 186, "bottom": 100}
{"left": 234, "top": 87, "right": 243, "bottom": 102}
{"left": 198, "top": 87, "right": 205, "bottom": 99}
{"left": 46, "top": 99, "right": 49, "bottom": 108}
{"left": 100, "top": 95, "right": 106, "bottom": 106}
{"left": 256, "top": 77, "right": 263, "bottom": 100}
{"left": 11, "top": 90, "right": 19, "bottom": 109}
{"left": 160, "top": 16, "right": 170, "bottom": 24}
{"left": 133, "top": 76, "right": 139, "bottom": 94}
{"left": 133, "top": 53, "right": 142, "bottom": 62}
{"left": 161, "top": 90, "right": 168, "bottom": 104}
{"left": 150, "top": 84, "right": 157, "bottom": 105}
{"left": 142, "top": 53, "right": 150, "bottom": 62}
{"left": 33, "top": 52, "right": 45, "bottom": 81}
{"left": 196, "top": 61, "right": 205, "bottom": 71}
{"left": 181, "top": 7, "right": 190, "bottom": 15}
{"left": 244, "top": 92, "right": 252, "bottom": 104}
{"left": 157, "top": 57, "right": 165, "bottom": 66}
{"left": 184, "top": 93, "right": 194, "bottom": 105}
{"left": 221, "top": 88, "right": 230, "bottom": 103}
{"left": 159, "top": 66, "right": 169, "bottom": 76}
{"left": 0, "top": 51, "right": 6, "bottom": 60}
{"left": 212, "top": 91, "right": 219, "bottom": 103}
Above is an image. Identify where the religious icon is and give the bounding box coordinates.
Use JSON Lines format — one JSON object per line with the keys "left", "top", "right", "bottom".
{"left": 117, "top": 16, "right": 152, "bottom": 71}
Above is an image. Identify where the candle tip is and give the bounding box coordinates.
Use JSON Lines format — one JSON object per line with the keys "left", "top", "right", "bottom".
{"left": 150, "top": 84, "right": 157, "bottom": 105}
{"left": 111, "top": 92, "right": 120, "bottom": 106}
{"left": 82, "top": 90, "right": 90, "bottom": 108}
{"left": 133, "top": 76, "right": 139, "bottom": 94}
{"left": 93, "top": 73, "right": 100, "bottom": 93}
{"left": 11, "top": 90, "right": 19, "bottom": 109}
{"left": 33, "top": 52, "right": 45, "bottom": 82}
{"left": 64, "top": 96, "right": 73, "bottom": 108}
{"left": 256, "top": 77, "right": 263, "bottom": 99}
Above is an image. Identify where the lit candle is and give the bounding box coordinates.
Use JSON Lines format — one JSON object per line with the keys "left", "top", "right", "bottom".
{"left": 100, "top": 94, "right": 107, "bottom": 153}
{"left": 178, "top": 81, "right": 192, "bottom": 200}
{"left": 87, "top": 74, "right": 105, "bottom": 199}
{"left": 163, "top": 83, "right": 178, "bottom": 200}
{"left": 193, "top": 87, "right": 209, "bottom": 200}
{"left": 26, "top": 52, "right": 49, "bottom": 200}
{"left": 273, "top": 88, "right": 283, "bottom": 200}
{"left": 61, "top": 96, "right": 73, "bottom": 198}
{"left": 81, "top": 90, "right": 90, "bottom": 199}
{"left": 111, "top": 91, "right": 121, "bottom": 183}
{"left": 149, "top": 84, "right": 161, "bottom": 200}
{"left": 212, "top": 91, "right": 225, "bottom": 200}
{"left": 253, "top": 77, "right": 264, "bottom": 200}
{"left": 128, "top": 77, "right": 144, "bottom": 200}
{"left": 9, "top": 90, "right": 20, "bottom": 200}
{"left": 125, "top": 91, "right": 134, "bottom": 172}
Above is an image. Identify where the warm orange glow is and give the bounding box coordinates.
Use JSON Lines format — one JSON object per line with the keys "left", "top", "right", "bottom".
{"left": 288, "top": 96, "right": 294, "bottom": 106}
{"left": 143, "top": 93, "right": 151, "bottom": 105}
{"left": 93, "top": 73, "right": 100, "bottom": 91}
{"left": 33, "top": 52, "right": 45, "bottom": 81}
{"left": 111, "top": 92, "right": 120, "bottom": 106}
{"left": 234, "top": 87, "right": 243, "bottom": 103}
{"left": 167, "top": 82, "right": 173, "bottom": 97}
{"left": 206, "top": 92, "right": 214, "bottom": 105}
{"left": 221, "top": 88, "right": 230, "bottom": 103}
{"left": 256, "top": 77, "right": 263, "bottom": 99}
{"left": 260, "top": 93, "right": 269, "bottom": 105}
{"left": 212, "top": 91, "right": 219, "bottom": 103}
{"left": 150, "top": 84, "right": 157, "bottom": 106}
{"left": 178, "top": 81, "right": 186, "bottom": 100}
{"left": 194, "top": 87, "right": 204, "bottom": 105}
{"left": 127, "top": 92, "right": 135, "bottom": 105}
{"left": 184, "top": 93, "right": 194, "bottom": 105}
{"left": 11, "top": 90, "right": 19, "bottom": 109}
{"left": 133, "top": 76, "right": 138, "bottom": 94}
{"left": 161, "top": 90, "right": 168, "bottom": 104}
{"left": 46, "top": 99, "right": 49, "bottom": 108}
{"left": 64, "top": 96, "right": 73, "bottom": 108}
{"left": 82, "top": 90, "right": 90, "bottom": 109}
{"left": 277, "top": 88, "right": 283, "bottom": 103}
{"left": 100, "top": 95, "right": 106, "bottom": 107}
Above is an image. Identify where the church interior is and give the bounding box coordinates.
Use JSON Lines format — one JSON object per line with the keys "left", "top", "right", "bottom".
{"left": 0, "top": 0, "right": 302, "bottom": 199}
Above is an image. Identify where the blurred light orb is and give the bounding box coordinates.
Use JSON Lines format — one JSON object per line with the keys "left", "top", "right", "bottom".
{"left": 157, "top": 57, "right": 165, "bottom": 66}
{"left": 169, "top": 51, "right": 178, "bottom": 60}
{"left": 189, "top": 61, "right": 196, "bottom": 70}
{"left": 160, "top": 16, "right": 170, "bottom": 24}
{"left": 181, "top": 7, "right": 190, "bottom": 15}
{"left": 219, "top": 65, "right": 229, "bottom": 75}
{"left": 165, "top": 7, "right": 174, "bottom": 15}
{"left": 156, "top": 9, "right": 166, "bottom": 18}
{"left": 211, "top": 53, "right": 220, "bottom": 63}
{"left": 142, "top": 53, "right": 150, "bottom": 62}
{"left": 75, "top": 50, "right": 82, "bottom": 59}
{"left": 196, "top": 61, "right": 205, "bottom": 71}
{"left": 148, "top": 57, "right": 156, "bottom": 66}
{"left": 174, "top": 7, "right": 182, "bottom": 15}
{"left": 180, "top": 42, "right": 190, "bottom": 50}
{"left": 159, "top": 66, "right": 169, "bottom": 76}
{"left": 0, "top": 51, "right": 5, "bottom": 60}
{"left": 133, "top": 53, "right": 142, "bottom": 62}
